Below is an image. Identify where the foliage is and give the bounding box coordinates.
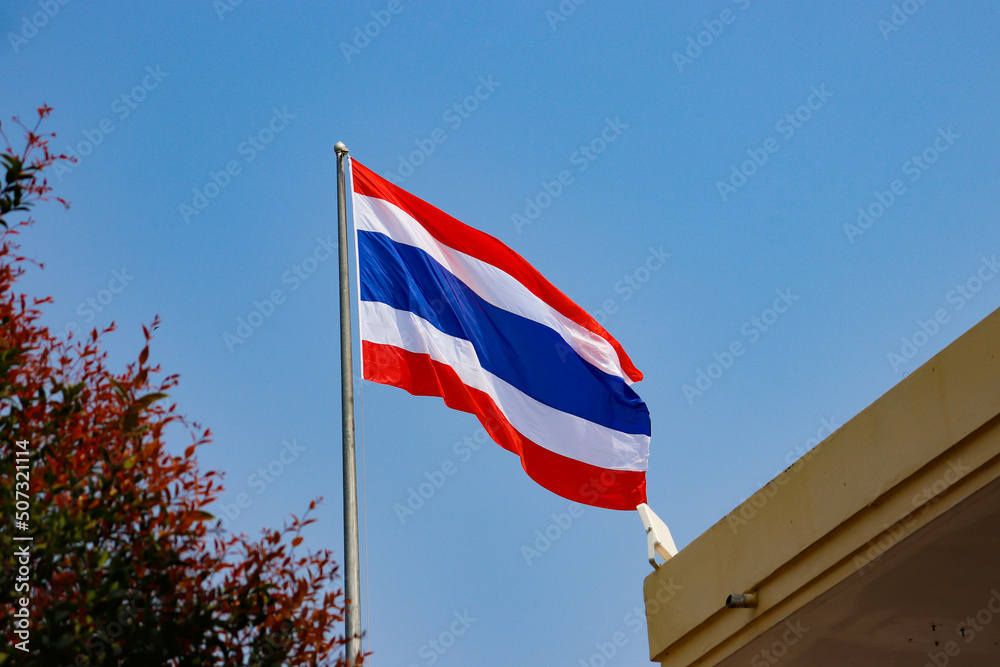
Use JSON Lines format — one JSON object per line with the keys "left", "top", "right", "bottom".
{"left": 0, "top": 109, "right": 361, "bottom": 666}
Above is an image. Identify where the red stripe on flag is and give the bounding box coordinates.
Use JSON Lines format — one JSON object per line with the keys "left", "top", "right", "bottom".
{"left": 351, "top": 159, "right": 643, "bottom": 383}
{"left": 362, "top": 340, "right": 647, "bottom": 510}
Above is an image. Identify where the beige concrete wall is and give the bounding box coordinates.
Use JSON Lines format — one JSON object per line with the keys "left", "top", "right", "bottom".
{"left": 644, "top": 307, "right": 1000, "bottom": 665}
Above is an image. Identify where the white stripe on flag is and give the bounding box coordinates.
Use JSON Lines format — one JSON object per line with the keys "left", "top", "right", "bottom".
{"left": 354, "top": 193, "right": 633, "bottom": 384}
{"left": 360, "top": 300, "right": 649, "bottom": 472}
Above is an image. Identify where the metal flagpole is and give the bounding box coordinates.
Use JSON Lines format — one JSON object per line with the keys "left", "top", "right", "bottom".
{"left": 335, "top": 141, "right": 362, "bottom": 664}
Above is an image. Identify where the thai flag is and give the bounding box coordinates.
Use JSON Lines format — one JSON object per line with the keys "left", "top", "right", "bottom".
{"left": 351, "top": 160, "right": 650, "bottom": 510}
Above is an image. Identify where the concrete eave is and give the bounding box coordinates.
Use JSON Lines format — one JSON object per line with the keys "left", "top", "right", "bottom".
{"left": 644, "top": 307, "right": 1000, "bottom": 665}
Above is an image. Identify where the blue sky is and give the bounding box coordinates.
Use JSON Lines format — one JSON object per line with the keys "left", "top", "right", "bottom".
{"left": 4, "top": 1, "right": 1000, "bottom": 664}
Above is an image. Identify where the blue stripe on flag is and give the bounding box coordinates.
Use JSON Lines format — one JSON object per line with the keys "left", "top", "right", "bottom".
{"left": 358, "top": 230, "right": 651, "bottom": 436}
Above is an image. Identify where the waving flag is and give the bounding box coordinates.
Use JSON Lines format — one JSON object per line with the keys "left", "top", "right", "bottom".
{"left": 352, "top": 160, "right": 650, "bottom": 510}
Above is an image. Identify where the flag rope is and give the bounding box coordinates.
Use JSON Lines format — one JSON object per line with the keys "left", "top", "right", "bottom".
{"left": 360, "top": 377, "right": 371, "bottom": 663}
{"left": 353, "top": 151, "right": 372, "bottom": 664}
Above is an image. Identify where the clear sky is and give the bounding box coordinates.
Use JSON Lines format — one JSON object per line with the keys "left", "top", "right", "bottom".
{"left": 5, "top": 1, "right": 1000, "bottom": 664}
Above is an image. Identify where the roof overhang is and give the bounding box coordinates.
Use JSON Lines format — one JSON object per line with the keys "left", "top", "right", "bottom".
{"left": 644, "top": 307, "right": 1000, "bottom": 665}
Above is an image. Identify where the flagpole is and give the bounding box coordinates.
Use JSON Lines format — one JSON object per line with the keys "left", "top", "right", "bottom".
{"left": 335, "top": 140, "right": 362, "bottom": 664}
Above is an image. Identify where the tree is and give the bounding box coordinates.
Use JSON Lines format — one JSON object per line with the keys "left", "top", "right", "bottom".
{"left": 0, "top": 109, "right": 362, "bottom": 665}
